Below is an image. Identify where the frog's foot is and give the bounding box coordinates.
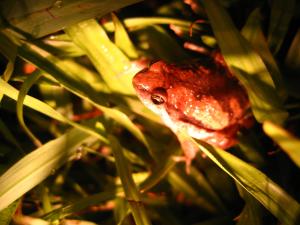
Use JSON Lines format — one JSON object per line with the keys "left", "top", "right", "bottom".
{"left": 173, "top": 139, "right": 200, "bottom": 173}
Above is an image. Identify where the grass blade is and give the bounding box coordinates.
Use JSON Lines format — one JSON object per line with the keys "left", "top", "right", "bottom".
{"left": 0, "top": 0, "right": 143, "bottom": 38}
{"left": 0, "top": 128, "right": 97, "bottom": 211}
{"left": 109, "top": 135, "right": 152, "bottom": 225}
{"left": 202, "top": 0, "right": 288, "bottom": 124}
{"left": 263, "top": 121, "right": 300, "bottom": 168}
{"left": 193, "top": 138, "right": 300, "bottom": 225}
{"left": 268, "top": 0, "right": 295, "bottom": 54}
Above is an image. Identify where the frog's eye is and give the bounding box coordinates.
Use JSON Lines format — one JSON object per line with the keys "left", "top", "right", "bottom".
{"left": 151, "top": 88, "right": 166, "bottom": 105}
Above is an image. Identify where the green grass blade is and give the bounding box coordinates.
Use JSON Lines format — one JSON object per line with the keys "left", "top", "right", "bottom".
{"left": 202, "top": 0, "right": 288, "bottom": 124}
{"left": 263, "top": 121, "right": 300, "bottom": 168}
{"left": 0, "top": 128, "right": 97, "bottom": 211}
{"left": 242, "top": 8, "right": 287, "bottom": 100}
{"left": 139, "top": 25, "right": 189, "bottom": 62}
{"left": 285, "top": 29, "right": 300, "bottom": 72}
{"left": 0, "top": 32, "right": 17, "bottom": 90}
{"left": 193, "top": 138, "right": 300, "bottom": 225}
{"left": 109, "top": 135, "right": 152, "bottom": 225}
{"left": 0, "top": 201, "right": 20, "bottom": 225}
{"left": 0, "top": 0, "right": 143, "bottom": 38}
{"left": 0, "top": 119, "right": 24, "bottom": 155}
{"left": 43, "top": 191, "right": 117, "bottom": 221}
{"left": 112, "top": 13, "right": 139, "bottom": 59}
{"left": 16, "top": 71, "right": 43, "bottom": 147}
{"left": 17, "top": 41, "right": 149, "bottom": 149}
{"left": 0, "top": 78, "right": 108, "bottom": 143}
{"left": 103, "top": 17, "right": 196, "bottom": 32}
{"left": 65, "top": 19, "right": 134, "bottom": 95}
{"left": 268, "top": 0, "right": 295, "bottom": 54}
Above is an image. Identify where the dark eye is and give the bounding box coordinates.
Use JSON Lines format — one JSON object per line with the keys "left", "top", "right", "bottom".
{"left": 151, "top": 88, "right": 167, "bottom": 105}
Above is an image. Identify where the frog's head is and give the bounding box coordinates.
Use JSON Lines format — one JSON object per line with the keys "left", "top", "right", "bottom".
{"left": 132, "top": 61, "right": 170, "bottom": 117}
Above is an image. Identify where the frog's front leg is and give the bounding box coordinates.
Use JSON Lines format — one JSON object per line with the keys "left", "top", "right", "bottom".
{"left": 173, "top": 132, "right": 200, "bottom": 173}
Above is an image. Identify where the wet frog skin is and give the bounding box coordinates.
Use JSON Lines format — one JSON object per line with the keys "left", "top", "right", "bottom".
{"left": 132, "top": 53, "right": 252, "bottom": 163}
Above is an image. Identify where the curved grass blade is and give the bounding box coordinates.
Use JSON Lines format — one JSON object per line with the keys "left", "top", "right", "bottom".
{"left": 0, "top": 201, "right": 20, "bottom": 225}
{"left": 0, "top": 128, "right": 97, "bottom": 211}
{"left": 192, "top": 137, "right": 300, "bottom": 225}
{"left": 202, "top": 0, "right": 288, "bottom": 124}
{"left": 112, "top": 13, "right": 139, "bottom": 59}
{"left": 16, "top": 71, "right": 43, "bottom": 147}
{"left": 0, "top": 78, "right": 108, "bottom": 143}
{"left": 268, "top": 0, "right": 295, "bottom": 54}
{"left": 17, "top": 42, "right": 149, "bottom": 148}
{"left": 109, "top": 135, "right": 152, "bottom": 225}
{"left": 0, "top": 0, "right": 143, "bottom": 38}
{"left": 263, "top": 121, "right": 300, "bottom": 168}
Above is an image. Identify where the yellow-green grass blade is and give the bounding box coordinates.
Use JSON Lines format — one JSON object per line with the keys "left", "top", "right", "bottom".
{"left": 139, "top": 25, "right": 190, "bottom": 62}
{"left": 268, "top": 0, "right": 295, "bottom": 54}
{"left": 202, "top": 0, "right": 288, "bottom": 124}
{"left": 112, "top": 13, "right": 139, "bottom": 59}
{"left": 17, "top": 42, "right": 149, "bottom": 148}
{"left": 103, "top": 17, "right": 197, "bottom": 32}
{"left": 65, "top": 19, "right": 135, "bottom": 95}
{"left": 0, "top": 201, "right": 20, "bottom": 225}
{"left": 263, "top": 121, "right": 300, "bottom": 168}
{"left": 43, "top": 191, "right": 117, "bottom": 221}
{"left": 192, "top": 137, "right": 300, "bottom": 225}
{"left": 0, "top": 78, "right": 107, "bottom": 143}
{"left": 168, "top": 169, "right": 220, "bottom": 213}
{"left": 237, "top": 187, "right": 265, "bottom": 225}
{"left": 0, "top": 128, "right": 97, "bottom": 211}
{"left": 242, "top": 8, "right": 287, "bottom": 100}
{"left": 0, "top": 32, "right": 17, "bottom": 102}
{"left": 109, "top": 135, "right": 152, "bottom": 225}
{"left": 0, "top": 119, "right": 24, "bottom": 155}
{"left": 0, "top": 0, "right": 143, "bottom": 38}
{"left": 16, "top": 71, "right": 43, "bottom": 147}
{"left": 285, "top": 29, "right": 300, "bottom": 72}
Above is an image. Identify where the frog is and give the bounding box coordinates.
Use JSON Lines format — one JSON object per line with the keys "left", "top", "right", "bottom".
{"left": 132, "top": 52, "right": 253, "bottom": 167}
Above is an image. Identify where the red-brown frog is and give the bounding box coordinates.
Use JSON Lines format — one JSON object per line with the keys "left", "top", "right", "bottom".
{"left": 132, "top": 53, "right": 252, "bottom": 166}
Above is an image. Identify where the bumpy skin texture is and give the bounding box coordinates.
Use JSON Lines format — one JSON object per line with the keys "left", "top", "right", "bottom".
{"left": 132, "top": 53, "right": 252, "bottom": 150}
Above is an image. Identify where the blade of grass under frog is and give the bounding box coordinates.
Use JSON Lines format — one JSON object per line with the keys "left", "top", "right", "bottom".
{"left": 202, "top": 0, "right": 288, "bottom": 124}
{"left": 268, "top": 0, "right": 295, "bottom": 54}
{"left": 109, "top": 135, "right": 152, "bottom": 225}
{"left": 242, "top": 8, "right": 287, "bottom": 101}
{"left": 263, "top": 121, "right": 300, "bottom": 168}
{"left": 0, "top": 0, "right": 143, "bottom": 38}
{"left": 0, "top": 128, "right": 97, "bottom": 212}
{"left": 168, "top": 169, "right": 220, "bottom": 213}
{"left": 112, "top": 13, "right": 139, "bottom": 59}
{"left": 16, "top": 71, "right": 43, "bottom": 147}
{"left": 0, "top": 78, "right": 108, "bottom": 143}
{"left": 65, "top": 19, "right": 135, "bottom": 95}
{"left": 192, "top": 137, "right": 300, "bottom": 225}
